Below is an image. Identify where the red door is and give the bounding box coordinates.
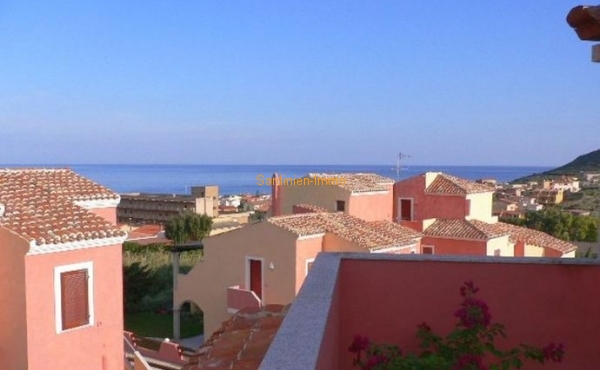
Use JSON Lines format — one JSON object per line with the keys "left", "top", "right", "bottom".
{"left": 249, "top": 259, "right": 262, "bottom": 299}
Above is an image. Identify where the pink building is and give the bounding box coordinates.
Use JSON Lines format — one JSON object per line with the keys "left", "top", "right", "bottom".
{"left": 394, "top": 172, "right": 577, "bottom": 257}
{"left": 260, "top": 253, "right": 600, "bottom": 369}
{"left": 271, "top": 173, "right": 394, "bottom": 221}
{"left": 0, "top": 169, "right": 127, "bottom": 370}
{"left": 175, "top": 205, "right": 421, "bottom": 338}
{"left": 393, "top": 171, "right": 497, "bottom": 228}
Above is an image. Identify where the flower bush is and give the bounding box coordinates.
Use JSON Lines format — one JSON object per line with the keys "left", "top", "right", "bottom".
{"left": 349, "top": 281, "right": 565, "bottom": 370}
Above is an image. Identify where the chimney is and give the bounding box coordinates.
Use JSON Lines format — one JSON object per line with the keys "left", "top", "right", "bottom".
{"left": 271, "top": 173, "right": 282, "bottom": 216}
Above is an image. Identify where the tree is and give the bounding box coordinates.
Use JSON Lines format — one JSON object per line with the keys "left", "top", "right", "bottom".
{"left": 185, "top": 212, "right": 213, "bottom": 241}
{"left": 165, "top": 212, "right": 213, "bottom": 245}
{"left": 501, "top": 208, "right": 598, "bottom": 242}
{"left": 123, "top": 262, "right": 155, "bottom": 313}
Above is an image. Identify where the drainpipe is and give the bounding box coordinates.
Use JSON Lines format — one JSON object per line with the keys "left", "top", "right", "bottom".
{"left": 172, "top": 252, "right": 181, "bottom": 341}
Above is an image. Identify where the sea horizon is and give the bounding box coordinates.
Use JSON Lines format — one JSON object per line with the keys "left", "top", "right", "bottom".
{"left": 0, "top": 163, "right": 553, "bottom": 196}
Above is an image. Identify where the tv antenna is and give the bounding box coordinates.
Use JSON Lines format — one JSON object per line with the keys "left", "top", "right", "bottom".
{"left": 396, "top": 152, "right": 411, "bottom": 180}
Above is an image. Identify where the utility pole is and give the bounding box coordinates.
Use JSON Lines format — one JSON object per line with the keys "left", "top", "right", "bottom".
{"left": 396, "top": 152, "right": 411, "bottom": 181}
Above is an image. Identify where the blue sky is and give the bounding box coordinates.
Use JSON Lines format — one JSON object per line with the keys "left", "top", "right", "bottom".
{"left": 0, "top": 1, "right": 598, "bottom": 166}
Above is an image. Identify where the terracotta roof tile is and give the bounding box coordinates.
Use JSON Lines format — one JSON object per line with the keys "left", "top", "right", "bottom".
{"left": 182, "top": 304, "right": 289, "bottom": 370}
{"left": 307, "top": 172, "right": 394, "bottom": 192}
{"left": 268, "top": 211, "right": 421, "bottom": 250}
{"left": 424, "top": 219, "right": 509, "bottom": 240}
{"left": 426, "top": 173, "right": 494, "bottom": 195}
{"left": 424, "top": 218, "right": 577, "bottom": 254}
{"left": 493, "top": 222, "right": 578, "bottom": 253}
{"left": 0, "top": 168, "right": 125, "bottom": 246}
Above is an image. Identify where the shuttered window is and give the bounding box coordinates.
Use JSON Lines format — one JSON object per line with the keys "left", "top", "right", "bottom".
{"left": 60, "top": 269, "right": 89, "bottom": 330}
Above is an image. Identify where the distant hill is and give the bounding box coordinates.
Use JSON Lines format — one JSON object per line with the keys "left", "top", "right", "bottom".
{"left": 512, "top": 148, "right": 600, "bottom": 183}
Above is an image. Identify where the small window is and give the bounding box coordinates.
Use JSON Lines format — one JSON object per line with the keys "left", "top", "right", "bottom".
{"left": 399, "top": 198, "right": 413, "bottom": 221}
{"left": 55, "top": 262, "right": 94, "bottom": 333}
{"left": 422, "top": 246, "right": 434, "bottom": 255}
{"left": 465, "top": 199, "right": 471, "bottom": 217}
{"left": 336, "top": 200, "right": 345, "bottom": 212}
{"left": 494, "top": 249, "right": 501, "bottom": 256}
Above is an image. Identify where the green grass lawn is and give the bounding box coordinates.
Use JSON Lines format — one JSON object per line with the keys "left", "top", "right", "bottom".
{"left": 125, "top": 312, "right": 203, "bottom": 339}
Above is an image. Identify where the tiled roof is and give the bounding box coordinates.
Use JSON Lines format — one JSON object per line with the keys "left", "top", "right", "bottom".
{"left": 426, "top": 173, "right": 494, "bottom": 195}
{"left": 493, "top": 222, "right": 578, "bottom": 253}
{"left": 268, "top": 212, "right": 422, "bottom": 250}
{"left": 424, "top": 218, "right": 578, "bottom": 254}
{"left": 182, "top": 304, "right": 289, "bottom": 370}
{"left": 424, "top": 219, "right": 509, "bottom": 240}
{"left": 307, "top": 173, "right": 394, "bottom": 193}
{"left": 0, "top": 168, "right": 125, "bottom": 246}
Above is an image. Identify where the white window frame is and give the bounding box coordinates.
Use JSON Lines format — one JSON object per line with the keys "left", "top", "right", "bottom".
{"left": 422, "top": 245, "right": 435, "bottom": 255}
{"left": 245, "top": 256, "right": 265, "bottom": 302}
{"left": 54, "top": 261, "right": 94, "bottom": 334}
{"left": 398, "top": 197, "right": 414, "bottom": 222}
{"left": 305, "top": 258, "right": 315, "bottom": 276}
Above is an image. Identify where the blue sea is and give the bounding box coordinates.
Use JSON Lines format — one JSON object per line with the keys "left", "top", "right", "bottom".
{"left": 1, "top": 164, "right": 551, "bottom": 196}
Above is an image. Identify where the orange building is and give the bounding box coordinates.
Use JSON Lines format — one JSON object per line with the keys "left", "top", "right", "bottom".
{"left": 174, "top": 205, "right": 421, "bottom": 338}
{"left": 0, "top": 169, "right": 127, "bottom": 370}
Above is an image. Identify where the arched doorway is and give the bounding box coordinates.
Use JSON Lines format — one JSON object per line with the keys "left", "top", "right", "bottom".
{"left": 174, "top": 300, "right": 204, "bottom": 349}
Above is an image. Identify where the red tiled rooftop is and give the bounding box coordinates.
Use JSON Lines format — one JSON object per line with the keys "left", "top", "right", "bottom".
{"left": 182, "top": 304, "right": 289, "bottom": 370}
{"left": 307, "top": 172, "right": 394, "bottom": 192}
{"left": 268, "top": 211, "right": 421, "bottom": 250}
{"left": 424, "top": 218, "right": 577, "bottom": 254}
{"left": 426, "top": 173, "right": 494, "bottom": 195}
{"left": 132, "top": 224, "right": 163, "bottom": 236}
{"left": 424, "top": 219, "right": 508, "bottom": 240}
{"left": 0, "top": 168, "right": 125, "bottom": 246}
{"left": 493, "top": 222, "right": 578, "bottom": 253}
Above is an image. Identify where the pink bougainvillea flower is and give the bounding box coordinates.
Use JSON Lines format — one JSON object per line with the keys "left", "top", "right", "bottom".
{"left": 454, "top": 296, "right": 491, "bottom": 329}
{"left": 543, "top": 343, "right": 565, "bottom": 363}
{"left": 349, "top": 335, "right": 370, "bottom": 353}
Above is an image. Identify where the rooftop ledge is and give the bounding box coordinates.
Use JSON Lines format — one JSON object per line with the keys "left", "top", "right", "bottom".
{"left": 260, "top": 253, "right": 600, "bottom": 370}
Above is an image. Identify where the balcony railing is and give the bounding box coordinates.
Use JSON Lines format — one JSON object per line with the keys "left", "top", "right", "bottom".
{"left": 227, "top": 285, "right": 261, "bottom": 314}
{"left": 124, "top": 331, "right": 189, "bottom": 370}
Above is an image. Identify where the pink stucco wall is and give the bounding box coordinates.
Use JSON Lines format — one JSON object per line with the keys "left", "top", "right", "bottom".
{"left": 295, "top": 237, "right": 325, "bottom": 293}
{"left": 322, "top": 233, "right": 362, "bottom": 253}
{"left": 337, "top": 258, "right": 600, "bottom": 369}
{"left": 24, "top": 244, "right": 124, "bottom": 370}
{"left": 0, "top": 229, "right": 30, "bottom": 370}
{"left": 393, "top": 176, "right": 468, "bottom": 223}
{"left": 421, "top": 237, "right": 486, "bottom": 255}
{"left": 88, "top": 207, "right": 117, "bottom": 225}
{"left": 348, "top": 189, "right": 393, "bottom": 222}
{"left": 227, "top": 286, "right": 261, "bottom": 312}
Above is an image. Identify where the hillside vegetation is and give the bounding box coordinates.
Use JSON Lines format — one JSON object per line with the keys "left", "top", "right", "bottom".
{"left": 512, "top": 148, "right": 600, "bottom": 183}
{"left": 546, "top": 148, "right": 600, "bottom": 175}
